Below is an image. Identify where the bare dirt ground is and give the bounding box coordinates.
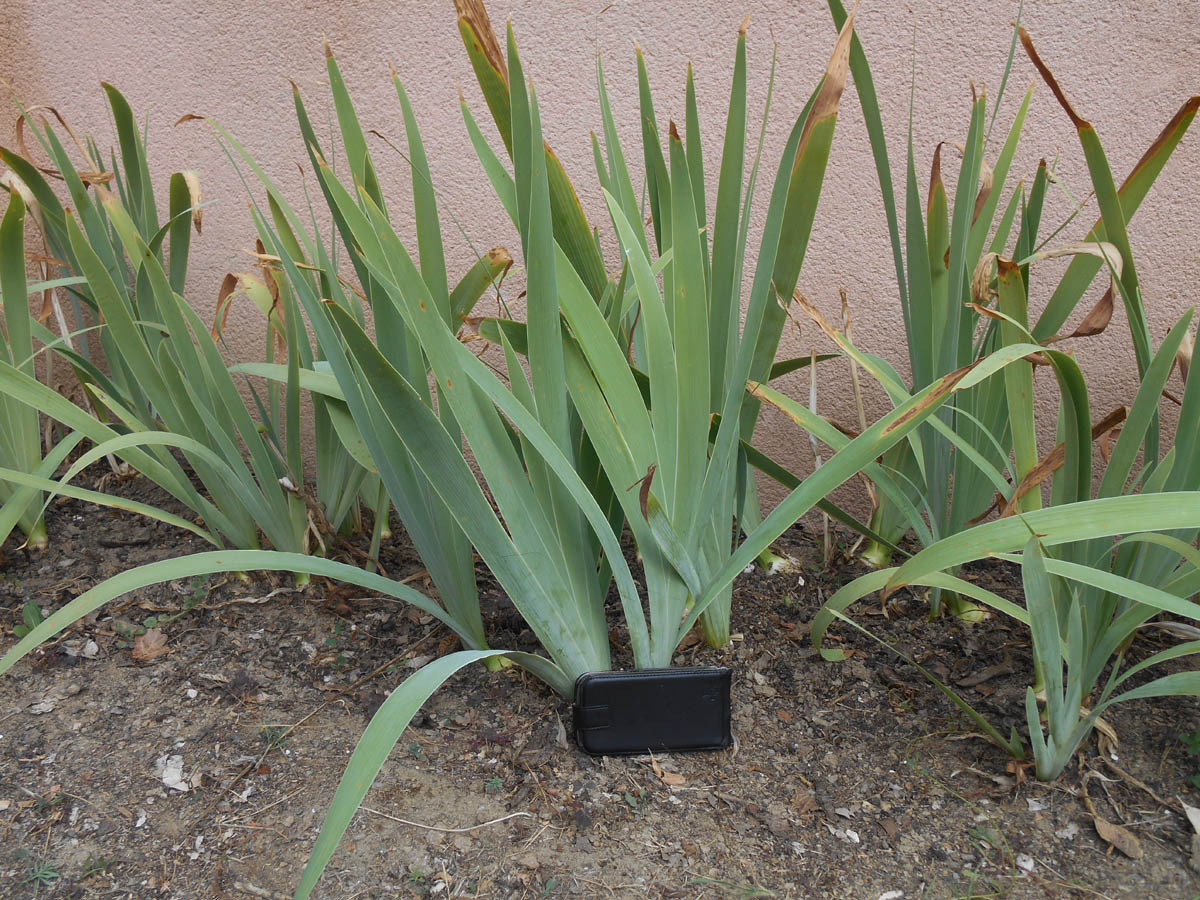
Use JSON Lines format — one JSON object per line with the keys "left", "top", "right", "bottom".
{"left": 2, "top": 476, "right": 1200, "bottom": 900}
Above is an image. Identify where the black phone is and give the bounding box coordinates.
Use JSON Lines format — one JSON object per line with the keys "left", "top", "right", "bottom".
{"left": 573, "top": 667, "right": 732, "bottom": 755}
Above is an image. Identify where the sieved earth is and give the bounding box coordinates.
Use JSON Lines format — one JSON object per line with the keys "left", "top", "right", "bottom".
{"left": 2, "top": 476, "right": 1199, "bottom": 899}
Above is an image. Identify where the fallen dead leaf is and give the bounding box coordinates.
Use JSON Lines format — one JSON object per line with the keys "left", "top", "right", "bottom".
{"left": 648, "top": 755, "right": 686, "bottom": 787}
{"left": 154, "top": 753, "right": 189, "bottom": 792}
{"left": 1006, "top": 759, "right": 1033, "bottom": 785}
{"left": 1093, "top": 813, "right": 1142, "bottom": 859}
{"left": 677, "top": 628, "right": 703, "bottom": 651}
{"left": 1094, "top": 713, "right": 1119, "bottom": 759}
{"left": 554, "top": 713, "right": 569, "bottom": 751}
{"left": 878, "top": 817, "right": 899, "bottom": 843}
{"left": 1180, "top": 797, "right": 1200, "bottom": 835}
{"left": 792, "top": 789, "right": 817, "bottom": 816}
{"left": 132, "top": 628, "right": 169, "bottom": 661}
{"left": 956, "top": 660, "right": 1016, "bottom": 687}
{"left": 777, "top": 621, "right": 810, "bottom": 642}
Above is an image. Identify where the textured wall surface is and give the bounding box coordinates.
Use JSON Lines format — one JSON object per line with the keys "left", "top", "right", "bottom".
{"left": 3, "top": 1, "right": 1198, "bottom": 510}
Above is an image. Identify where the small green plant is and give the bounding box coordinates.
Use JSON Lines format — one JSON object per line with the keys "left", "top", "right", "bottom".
{"left": 112, "top": 620, "right": 147, "bottom": 647}
{"left": 484, "top": 776, "right": 503, "bottom": 794}
{"left": 145, "top": 577, "right": 209, "bottom": 631}
{"left": 82, "top": 854, "right": 115, "bottom": 878}
{"left": 12, "top": 601, "right": 43, "bottom": 639}
{"left": 258, "top": 725, "right": 288, "bottom": 751}
{"left": 23, "top": 861, "right": 60, "bottom": 886}
{"left": 33, "top": 791, "right": 63, "bottom": 812}
{"left": 1179, "top": 726, "right": 1200, "bottom": 757}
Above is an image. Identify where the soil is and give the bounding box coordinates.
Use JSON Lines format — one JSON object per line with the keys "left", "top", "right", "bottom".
{"left": 2, "top": 474, "right": 1200, "bottom": 900}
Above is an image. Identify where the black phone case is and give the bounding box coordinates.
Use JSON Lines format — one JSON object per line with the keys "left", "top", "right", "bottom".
{"left": 573, "top": 667, "right": 732, "bottom": 755}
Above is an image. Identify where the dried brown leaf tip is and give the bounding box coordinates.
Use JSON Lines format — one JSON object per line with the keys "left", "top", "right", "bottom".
{"left": 999, "top": 406, "right": 1127, "bottom": 517}
{"left": 996, "top": 257, "right": 1020, "bottom": 279}
{"left": 456, "top": 0, "right": 508, "bottom": 82}
{"left": 965, "top": 302, "right": 1004, "bottom": 323}
{"left": 18, "top": 104, "right": 89, "bottom": 160}
{"left": 970, "top": 253, "right": 999, "bottom": 305}
{"left": 1031, "top": 242, "right": 1123, "bottom": 344}
{"left": 796, "top": 0, "right": 857, "bottom": 159}
{"left": 94, "top": 184, "right": 119, "bottom": 211}
{"left": 212, "top": 273, "right": 240, "bottom": 340}
{"left": 795, "top": 292, "right": 841, "bottom": 345}
{"left": 972, "top": 155, "right": 993, "bottom": 225}
{"left": 883, "top": 362, "right": 973, "bottom": 436}
{"left": 174, "top": 113, "right": 207, "bottom": 126}
{"left": 487, "top": 246, "right": 514, "bottom": 273}
{"left": 738, "top": 14, "right": 751, "bottom": 37}
{"left": 323, "top": 37, "right": 333, "bottom": 60}
{"left": 0, "top": 169, "right": 42, "bottom": 230}
{"left": 182, "top": 170, "right": 202, "bottom": 234}
{"left": 1121, "top": 95, "right": 1200, "bottom": 192}
{"left": 626, "top": 463, "right": 657, "bottom": 523}
{"left": 1179, "top": 328, "right": 1194, "bottom": 385}
{"left": 15, "top": 107, "right": 112, "bottom": 185}
{"left": 668, "top": 120, "right": 682, "bottom": 143}
{"left": 1019, "top": 27, "right": 1089, "bottom": 130}
{"left": 1047, "top": 285, "right": 1113, "bottom": 344}
{"left": 928, "top": 142, "right": 945, "bottom": 204}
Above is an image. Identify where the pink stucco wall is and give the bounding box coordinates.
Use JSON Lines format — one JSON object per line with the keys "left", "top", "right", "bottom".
{"left": 3, "top": 1, "right": 1198, "bottom": 509}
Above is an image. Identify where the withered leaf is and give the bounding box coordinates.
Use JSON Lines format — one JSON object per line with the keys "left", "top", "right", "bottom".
{"left": 212, "top": 273, "right": 239, "bottom": 340}
{"left": 795, "top": 1, "right": 855, "bottom": 161}
{"left": 131, "top": 628, "right": 169, "bottom": 661}
{"left": 999, "top": 407, "right": 1126, "bottom": 517}
{"left": 181, "top": 170, "right": 203, "bottom": 234}
{"left": 955, "top": 661, "right": 1016, "bottom": 688}
{"left": 1093, "top": 813, "right": 1143, "bottom": 859}
{"left": 626, "top": 463, "right": 657, "bottom": 523}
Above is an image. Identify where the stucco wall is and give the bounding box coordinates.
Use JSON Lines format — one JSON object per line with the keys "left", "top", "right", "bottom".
{"left": 3, "top": 1, "right": 1198, "bottom": 511}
